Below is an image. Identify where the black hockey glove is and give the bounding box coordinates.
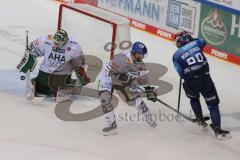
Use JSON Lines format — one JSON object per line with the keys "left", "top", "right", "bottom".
{"left": 144, "top": 86, "right": 157, "bottom": 102}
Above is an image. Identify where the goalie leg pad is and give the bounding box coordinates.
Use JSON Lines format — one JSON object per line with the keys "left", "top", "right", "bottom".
{"left": 34, "top": 71, "right": 52, "bottom": 95}
{"left": 17, "top": 50, "right": 37, "bottom": 73}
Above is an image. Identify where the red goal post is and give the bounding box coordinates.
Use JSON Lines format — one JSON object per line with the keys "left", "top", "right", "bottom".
{"left": 57, "top": 4, "right": 131, "bottom": 61}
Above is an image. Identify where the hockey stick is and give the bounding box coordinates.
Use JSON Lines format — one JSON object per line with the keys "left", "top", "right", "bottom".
{"left": 156, "top": 98, "right": 194, "bottom": 122}
{"left": 131, "top": 85, "right": 207, "bottom": 123}
{"left": 177, "top": 78, "right": 182, "bottom": 113}
{"left": 156, "top": 98, "right": 209, "bottom": 123}
{"left": 131, "top": 84, "right": 210, "bottom": 123}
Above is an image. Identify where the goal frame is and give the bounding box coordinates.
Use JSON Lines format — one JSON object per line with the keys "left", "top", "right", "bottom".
{"left": 57, "top": 4, "right": 117, "bottom": 58}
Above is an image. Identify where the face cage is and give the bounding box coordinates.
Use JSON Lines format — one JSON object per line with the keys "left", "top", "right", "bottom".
{"left": 54, "top": 40, "right": 64, "bottom": 48}
{"left": 54, "top": 35, "right": 68, "bottom": 48}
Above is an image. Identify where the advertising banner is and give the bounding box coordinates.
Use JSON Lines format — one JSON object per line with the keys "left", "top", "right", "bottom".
{"left": 58, "top": 0, "right": 240, "bottom": 64}
{"left": 59, "top": 0, "right": 97, "bottom": 5}
{"left": 167, "top": 0, "right": 199, "bottom": 34}
{"left": 199, "top": 4, "right": 240, "bottom": 64}
{"left": 98, "top": 0, "right": 201, "bottom": 39}
{"left": 205, "top": 0, "right": 240, "bottom": 12}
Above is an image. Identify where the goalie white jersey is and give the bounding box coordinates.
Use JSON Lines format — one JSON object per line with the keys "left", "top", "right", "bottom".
{"left": 29, "top": 34, "right": 85, "bottom": 75}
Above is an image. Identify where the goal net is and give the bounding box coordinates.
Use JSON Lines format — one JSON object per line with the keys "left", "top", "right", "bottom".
{"left": 58, "top": 4, "right": 131, "bottom": 65}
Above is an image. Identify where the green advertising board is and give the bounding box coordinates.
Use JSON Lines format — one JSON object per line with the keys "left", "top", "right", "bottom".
{"left": 199, "top": 4, "right": 240, "bottom": 57}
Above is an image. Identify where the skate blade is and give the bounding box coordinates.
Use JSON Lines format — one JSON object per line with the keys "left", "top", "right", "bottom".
{"left": 103, "top": 129, "right": 118, "bottom": 136}
{"left": 216, "top": 133, "right": 232, "bottom": 140}
{"left": 223, "top": 133, "right": 232, "bottom": 139}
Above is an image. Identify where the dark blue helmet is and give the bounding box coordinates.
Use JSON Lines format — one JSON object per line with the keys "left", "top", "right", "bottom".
{"left": 174, "top": 31, "right": 193, "bottom": 48}
{"left": 131, "top": 41, "right": 147, "bottom": 57}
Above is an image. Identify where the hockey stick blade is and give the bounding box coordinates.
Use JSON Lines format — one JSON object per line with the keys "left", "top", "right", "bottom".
{"left": 192, "top": 116, "right": 210, "bottom": 122}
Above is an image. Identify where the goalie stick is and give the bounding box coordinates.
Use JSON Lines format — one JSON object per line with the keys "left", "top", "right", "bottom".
{"left": 24, "top": 31, "right": 35, "bottom": 100}
{"left": 16, "top": 30, "right": 35, "bottom": 100}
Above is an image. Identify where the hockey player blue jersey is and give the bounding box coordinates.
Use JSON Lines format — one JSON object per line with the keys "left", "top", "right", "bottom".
{"left": 173, "top": 38, "right": 209, "bottom": 79}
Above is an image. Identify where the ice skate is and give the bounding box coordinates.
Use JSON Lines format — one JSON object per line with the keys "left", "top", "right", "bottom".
{"left": 210, "top": 124, "right": 231, "bottom": 140}
{"left": 102, "top": 120, "right": 118, "bottom": 136}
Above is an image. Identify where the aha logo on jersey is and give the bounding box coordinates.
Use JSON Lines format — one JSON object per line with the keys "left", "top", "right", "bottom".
{"left": 48, "top": 52, "right": 65, "bottom": 62}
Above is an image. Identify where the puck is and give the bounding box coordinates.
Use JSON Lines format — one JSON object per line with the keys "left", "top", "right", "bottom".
{"left": 20, "top": 75, "right": 25, "bottom": 80}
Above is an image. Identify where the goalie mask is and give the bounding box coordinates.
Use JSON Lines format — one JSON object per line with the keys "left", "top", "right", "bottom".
{"left": 174, "top": 31, "right": 193, "bottom": 48}
{"left": 53, "top": 29, "right": 69, "bottom": 48}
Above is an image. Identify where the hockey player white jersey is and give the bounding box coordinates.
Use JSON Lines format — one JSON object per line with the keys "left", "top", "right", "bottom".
{"left": 98, "top": 51, "right": 149, "bottom": 92}
{"left": 29, "top": 34, "right": 85, "bottom": 75}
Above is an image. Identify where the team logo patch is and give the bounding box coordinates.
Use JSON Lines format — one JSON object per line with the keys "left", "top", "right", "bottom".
{"left": 52, "top": 47, "right": 65, "bottom": 53}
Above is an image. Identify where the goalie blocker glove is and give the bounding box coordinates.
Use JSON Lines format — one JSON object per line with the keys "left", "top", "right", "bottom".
{"left": 144, "top": 86, "right": 157, "bottom": 102}
{"left": 17, "top": 49, "right": 37, "bottom": 73}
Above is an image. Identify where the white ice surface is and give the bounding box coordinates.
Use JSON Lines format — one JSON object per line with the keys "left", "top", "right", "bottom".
{"left": 0, "top": 0, "right": 240, "bottom": 160}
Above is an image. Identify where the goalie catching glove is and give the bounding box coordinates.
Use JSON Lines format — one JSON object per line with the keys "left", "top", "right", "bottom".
{"left": 144, "top": 86, "right": 157, "bottom": 102}
{"left": 16, "top": 49, "right": 37, "bottom": 73}
{"left": 74, "top": 67, "right": 90, "bottom": 86}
